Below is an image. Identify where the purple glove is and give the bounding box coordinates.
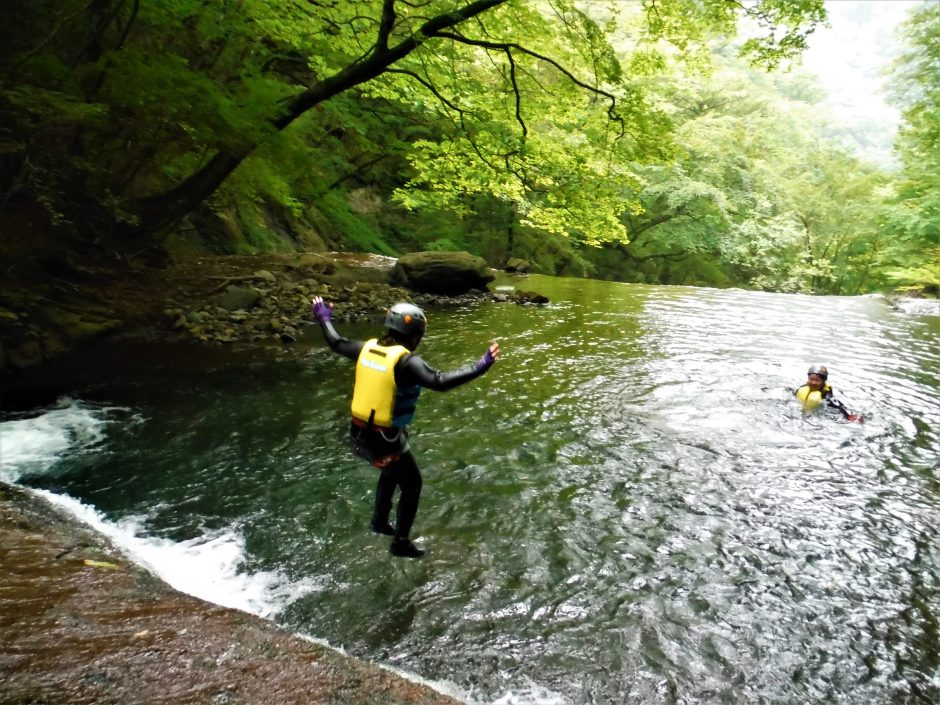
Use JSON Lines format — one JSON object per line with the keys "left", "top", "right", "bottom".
{"left": 475, "top": 346, "right": 496, "bottom": 373}
{"left": 311, "top": 298, "right": 332, "bottom": 324}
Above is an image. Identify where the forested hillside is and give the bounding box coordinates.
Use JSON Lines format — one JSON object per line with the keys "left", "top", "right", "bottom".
{"left": 1, "top": 0, "right": 936, "bottom": 295}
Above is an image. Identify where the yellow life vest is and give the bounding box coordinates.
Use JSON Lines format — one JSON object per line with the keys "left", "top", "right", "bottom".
{"left": 351, "top": 339, "right": 411, "bottom": 427}
{"left": 795, "top": 383, "right": 832, "bottom": 410}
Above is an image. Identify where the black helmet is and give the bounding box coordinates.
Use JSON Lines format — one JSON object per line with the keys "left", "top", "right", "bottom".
{"left": 384, "top": 303, "right": 427, "bottom": 338}
{"left": 807, "top": 365, "right": 828, "bottom": 381}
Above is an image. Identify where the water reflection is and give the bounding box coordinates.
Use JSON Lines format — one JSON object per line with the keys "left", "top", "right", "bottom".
{"left": 9, "top": 276, "right": 939, "bottom": 705}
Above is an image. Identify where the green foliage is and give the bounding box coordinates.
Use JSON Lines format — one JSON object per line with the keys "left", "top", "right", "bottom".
{"left": 425, "top": 238, "right": 463, "bottom": 252}
{"left": 737, "top": 1, "right": 828, "bottom": 69}
{"left": 239, "top": 208, "right": 292, "bottom": 254}
{"left": 886, "top": 247, "right": 940, "bottom": 292}
{"left": 316, "top": 190, "right": 396, "bottom": 257}
{"left": 631, "top": 0, "right": 826, "bottom": 70}
{"left": 577, "top": 46, "right": 906, "bottom": 294}
{"left": 0, "top": 0, "right": 829, "bottom": 247}
{"left": 13, "top": 0, "right": 906, "bottom": 297}
{"left": 880, "top": 2, "right": 940, "bottom": 292}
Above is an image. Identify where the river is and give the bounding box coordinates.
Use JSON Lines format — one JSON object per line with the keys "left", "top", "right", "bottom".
{"left": 2, "top": 275, "right": 938, "bottom": 705}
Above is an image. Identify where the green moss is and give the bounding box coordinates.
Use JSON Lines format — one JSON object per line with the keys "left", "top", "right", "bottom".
{"left": 317, "top": 191, "right": 396, "bottom": 256}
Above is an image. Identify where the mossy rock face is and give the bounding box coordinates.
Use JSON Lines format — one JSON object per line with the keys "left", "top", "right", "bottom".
{"left": 1, "top": 306, "right": 122, "bottom": 370}
{"left": 41, "top": 309, "right": 124, "bottom": 358}
{"left": 505, "top": 258, "right": 531, "bottom": 273}
{"left": 58, "top": 315, "right": 123, "bottom": 343}
{"left": 392, "top": 251, "right": 494, "bottom": 295}
{"left": 6, "top": 340, "right": 42, "bottom": 369}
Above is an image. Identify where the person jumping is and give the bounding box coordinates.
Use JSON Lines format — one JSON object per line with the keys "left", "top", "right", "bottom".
{"left": 311, "top": 296, "right": 500, "bottom": 558}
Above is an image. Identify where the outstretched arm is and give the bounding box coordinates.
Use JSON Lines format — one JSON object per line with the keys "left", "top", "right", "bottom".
{"left": 311, "top": 296, "right": 362, "bottom": 361}
{"left": 398, "top": 342, "right": 500, "bottom": 391}
{"left": 826, "top": 395, "right": 863, "bottom": 423}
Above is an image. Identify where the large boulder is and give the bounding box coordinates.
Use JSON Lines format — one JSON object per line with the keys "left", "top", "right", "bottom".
{"left": 217, "top": 285, "right": 261, "bottom": 311}
{"left": 505, "top": 258, "right": 531, "bottom": 273}
{"left": 392, "top": 251, "right": 495, "bottom": 295}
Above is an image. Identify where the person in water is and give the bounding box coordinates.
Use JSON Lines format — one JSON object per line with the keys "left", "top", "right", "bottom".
{"left": 311, "top": 295, "right": 500, "bottom": 558}
{"left": 795, "top": 365, "right": 862, "bottom": 422}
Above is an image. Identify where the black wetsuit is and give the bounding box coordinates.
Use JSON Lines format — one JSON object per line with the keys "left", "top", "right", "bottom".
{"left": 825, "top": 394, "right": 853, "bottom": 419}
{"left": 318, "top": 318, "right": 489, "bottom": 540}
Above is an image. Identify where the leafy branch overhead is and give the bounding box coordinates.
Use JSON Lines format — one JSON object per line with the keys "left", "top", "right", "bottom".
{"left": 0, "top": 0, "right": 827, "bottom": 247}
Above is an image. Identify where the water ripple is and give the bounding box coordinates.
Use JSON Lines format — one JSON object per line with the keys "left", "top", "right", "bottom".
{"left": 7, "top": 277, "right": 938, "bottom": 705}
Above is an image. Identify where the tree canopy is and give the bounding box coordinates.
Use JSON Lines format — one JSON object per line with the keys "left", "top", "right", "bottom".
{"left": 882, "top": 1, "right": 940, "bottom": 292}
{"left": 2, "top": 0, "right": 825, "bottom": 240}
{"left": 1, "top": 0, "right": 936, "bottom": 296}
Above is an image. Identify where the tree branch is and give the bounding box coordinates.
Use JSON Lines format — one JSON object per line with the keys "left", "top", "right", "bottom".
{"left": 434, "top": 31, "right": 624, "bottom": 138}
{"left": 386, "top": 68, "right": 464, "bottom": 113}
{"left": 278, "top": 0, "right": 509, "bottom": 128}
{"left": 627, "top": 207, "right": 689, "bottom": 243}
{"left": 504, "top": 48, "right": 527, "bottom": 137}
{"left": 629, "top": 249, "right": 689, "bottom": 263}
{"left": 376, "top": 0, "right": 396, "bottom": 52}
{"left": 326, "top": 154, "right": 390, "bottom": 191}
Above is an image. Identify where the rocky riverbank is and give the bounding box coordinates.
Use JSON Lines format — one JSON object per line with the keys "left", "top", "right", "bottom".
{"left": 0, "top": 249, "right": 545, "bottom": 376}
{"left": 0, "top": 482, "right": 465, "bottom": 705}
{"left": 157, "top": 252, "right": 504, "bottom": 346}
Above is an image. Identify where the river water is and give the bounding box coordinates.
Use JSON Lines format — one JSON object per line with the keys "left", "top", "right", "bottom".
{"left": 2, "top": 275, "right": 939, "bottom": 704}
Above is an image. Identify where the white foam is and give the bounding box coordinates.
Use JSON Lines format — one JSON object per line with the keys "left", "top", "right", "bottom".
{"left": 489, "top": 683, "right": 571, "bottom": 705}
{"left": 1, "top": 399, "right": 320, "bottom": 619}
{"left": 1, "top": 400, "right": 561, "bottom": 705}
{"left": 890, "top": 298, "right": 940, "bottom": 317}
{"left": 0, "top": 399, "right": 110, "bottom": 482}
{"left": 368, "top": 665, "right": 569, "bottom": 705}
{"left": 34, "top": 490, "right": 322, "bottom": 619}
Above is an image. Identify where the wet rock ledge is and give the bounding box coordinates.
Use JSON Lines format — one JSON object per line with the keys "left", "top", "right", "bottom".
{"left": 0, "top": 483, "right": 462, "bottom": 705}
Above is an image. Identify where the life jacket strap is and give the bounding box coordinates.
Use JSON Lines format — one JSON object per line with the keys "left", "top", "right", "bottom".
{"left": 352, "top": 411, "right": 391, "bottom": 431}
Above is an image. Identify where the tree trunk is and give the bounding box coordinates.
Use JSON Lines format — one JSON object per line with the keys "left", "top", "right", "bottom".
{"left": 132, "top": 148, "right": 252, "bottom": 236}
{"left": 129, "top": 0, "right": 508, "bottom": 237}
{"left": 506, "top": 202, "right": 516, "bottom": 258}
